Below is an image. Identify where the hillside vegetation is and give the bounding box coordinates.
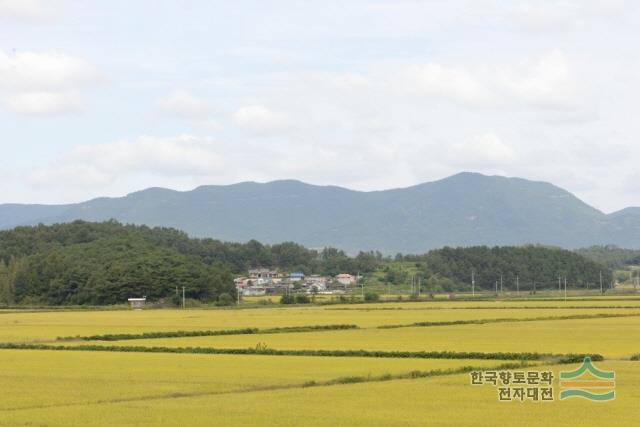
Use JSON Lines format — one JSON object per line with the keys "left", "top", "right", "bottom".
{"left": 0, "top": 221, "right": 381, "bottom": 306}
{"left": 0, "top": 221, "right": 614, "bottom": 306}
{"left": 575, "top": 245, "right": 640, "bottom": 268}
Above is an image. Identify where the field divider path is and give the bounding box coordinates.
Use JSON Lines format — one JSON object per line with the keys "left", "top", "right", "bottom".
{"left": 0, "top": 342, "right": 601, "bottom": 364}
{"left": 378, "top": 312, "right": 640, "bottom": 329}
{"left": 54, "top": 324, "right": 358, "bottom": 342}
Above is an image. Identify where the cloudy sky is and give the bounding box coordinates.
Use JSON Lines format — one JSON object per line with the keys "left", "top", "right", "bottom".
{"left": 1, "top": 0, "right": 639, "bottom": 212}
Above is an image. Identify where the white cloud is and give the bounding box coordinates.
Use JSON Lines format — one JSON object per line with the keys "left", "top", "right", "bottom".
{"left": 233, "top": 105, "right": 291, "bottom": 136}
{"left": 0, "top": 50, "right": 99, "bottom": 115}
{"left": 6, "top": 91, "right": 82, "bottom": 115}
{"left": 464, "top": 0, "right": 633, "bottom": 32}
{"left": 397, "top": 63, "right": 494, "bottom": 107}
{"left": 156, "top": 90, "right": 212, "bottom": 119}
{"left": 0, "top": 0, "right": 59, "bottom": 22}
{"left": 28, "top": 164, "right": 113, "bottom": 189}
{"left": 389, "top": 50, "right": 579, "bottom": 111}
{"left": 448, "top": 134, "right": 517, "bottom": 168}
{"left": 499, "top": 50, "right": 576, "bottom": 109}
{"left": 0, "top": 50, "right": 98, "bottom": 92}
{"left": 4, "top": 1, "right": 640, "bottom": 211}
{"left": 28, "top": 135, "right": 224, "bottom": 189}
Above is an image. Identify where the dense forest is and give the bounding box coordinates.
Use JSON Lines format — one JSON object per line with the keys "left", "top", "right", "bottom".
{"left": 416, "top": 246, "right": 613, "bottom": 292}
{"left": 575, "top": 245, "right": 640, "bottom": 269}
{"left": 0, "top": 221, "right": 381, "bottom": 305}
{"left": 0, "top": 221, "right": 614, "bottom": 306}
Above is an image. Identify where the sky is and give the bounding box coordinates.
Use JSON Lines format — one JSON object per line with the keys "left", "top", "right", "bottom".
{"left": 0, "top": 0, "right": 639, "bottom": 212}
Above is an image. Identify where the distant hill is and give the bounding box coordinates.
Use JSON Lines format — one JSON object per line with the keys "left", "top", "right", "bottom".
{"left": 575, "top": 245, "right": 640, "bottom": 269}
{"left": 0, "top": 221, "right": 612, "bottom": 305}
{"left": 1, "top": 172, "right": 639, "bottom": 253}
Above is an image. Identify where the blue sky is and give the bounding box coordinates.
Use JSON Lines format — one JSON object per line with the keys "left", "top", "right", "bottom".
{"left": 1, "top": 0, "right": 639, "bottom": 212}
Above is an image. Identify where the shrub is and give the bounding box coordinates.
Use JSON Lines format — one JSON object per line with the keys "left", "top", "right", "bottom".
{"left": 216, "top": 293, "right": 234, "bottom": 306}
{"left": 295, "top": 294, "right": 311, "bottom": 304}
{"left": 364, "top": 291, "right": 379, "bottom": 302}
{"left": 280, "top": 294, "right": 295, "bottom": 304}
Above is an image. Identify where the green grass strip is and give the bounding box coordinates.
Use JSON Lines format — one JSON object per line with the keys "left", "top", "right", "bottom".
{"left": 0, "top": 342, "right": 601, "bottom": 363}
{"left": 304, "top": 361, "right": 532, "bottom": 387}
{"left": 378, "top": 313, "right": 640, "bottom": 329}
{"left": 57, "top": 324, "right": 358, "bottom": 342}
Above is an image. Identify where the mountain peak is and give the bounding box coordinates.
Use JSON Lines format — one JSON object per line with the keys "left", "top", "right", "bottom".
{"left": 1, "top": 173, "right": 638, "bottom": 252}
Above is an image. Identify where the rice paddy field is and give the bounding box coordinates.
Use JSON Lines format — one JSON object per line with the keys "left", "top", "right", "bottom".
{"left": 1, "top": 296, "right": 639, "bottom": 426}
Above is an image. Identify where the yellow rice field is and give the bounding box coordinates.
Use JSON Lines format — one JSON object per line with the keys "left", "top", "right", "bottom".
{"left": 0, "top": 359, "right": 636, "bottom": 426}
{"left": 1, "top": 297, "right": 639, "bottom": 425}
{"left": 0, "top": 350, "right": 505, "bottom": 412}
{"left": 67, "top": 315, "right": 640, "bottom": 359}
{"left": 2, "top": 302, "right": 640, "bottom": 343}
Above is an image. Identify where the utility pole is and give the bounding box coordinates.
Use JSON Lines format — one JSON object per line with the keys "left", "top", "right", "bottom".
{"left": 237, "top": 286, "right": 240, "bottom": 305}
{"left": 500, "top": 274, "right": 503, "bottom": 294}
{"left": 564, "top": 277, "right": 567, "bottom": 302}
{"left": 600, "top": 271, "right": 603, "bottom": 295}
{"left": 516, "top": 275, "right": 519, "bottom": 296}
{"left": 417, "top": 276, "right": 421, "bottom": 298}
{"left": 471, "top": 270, "right": 475, "bottom": 297}
{"left": 182, "top": 286, "right": 186, "bottom": 309}
{"left": 558, "top": 276, "right": 561, "bottom": 293}
{"left": 495, "top": 280, "right": 498, "bottom": 296}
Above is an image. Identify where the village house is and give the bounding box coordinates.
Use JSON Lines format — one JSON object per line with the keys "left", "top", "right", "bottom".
{"left": 249, "top": 268, "right": 278, "bottom": 280}
{"left": 335, "top": 273, "right": 356, "bottom": 286}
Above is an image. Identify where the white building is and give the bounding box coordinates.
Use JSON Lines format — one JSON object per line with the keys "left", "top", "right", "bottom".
{"left": 127, "top": 297, "right": 146, "bottom": 309}
{"left": 241, "top": 287, "right": 266, "bottom": 296}
{"left": 335, "top": 273, "right": 356, "bottom": 285}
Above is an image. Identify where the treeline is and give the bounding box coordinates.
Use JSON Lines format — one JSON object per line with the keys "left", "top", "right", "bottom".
{"left": 414, "top": 245, "right": 613, "bottom": 292}
{"left": 0, "top": 221, "right": 616, "bottom": 306}
{"left": 0, "top": 221, "right": 385, "bottom": 305}
{"left": 0, "top": 229, "right": 234, "bottom": 306}
{"left": 575, "top": 245, "right": 640, "bottom": 269}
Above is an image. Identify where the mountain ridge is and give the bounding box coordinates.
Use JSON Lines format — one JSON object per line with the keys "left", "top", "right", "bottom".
{"left": 1, "top": 172, "right": 638, "bottom": 253}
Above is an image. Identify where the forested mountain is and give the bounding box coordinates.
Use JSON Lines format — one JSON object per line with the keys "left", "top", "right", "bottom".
{"left": 1, "top": 173, "right": 640, "bottom": 253}
{"left": 575, "top": 245, "right": 640, "bottom": 269}
{"left": 0, "top": 221, "right": 613, "bottom": 306}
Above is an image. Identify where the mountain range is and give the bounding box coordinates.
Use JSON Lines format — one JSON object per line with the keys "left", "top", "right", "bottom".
{"left": 1, "top": 172, "right": 639, "bottom": 253}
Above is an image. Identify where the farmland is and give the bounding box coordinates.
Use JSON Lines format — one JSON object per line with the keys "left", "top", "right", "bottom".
{"left": 1, "top": 297, "right": 639, "bottom": 426}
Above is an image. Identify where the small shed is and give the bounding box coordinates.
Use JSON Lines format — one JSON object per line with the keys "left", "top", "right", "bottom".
{"left": 127, "top": 297, "right": 146, "bottom": 310}
{"left": 289, "top": 272, "right": 305, "bottom": 281}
